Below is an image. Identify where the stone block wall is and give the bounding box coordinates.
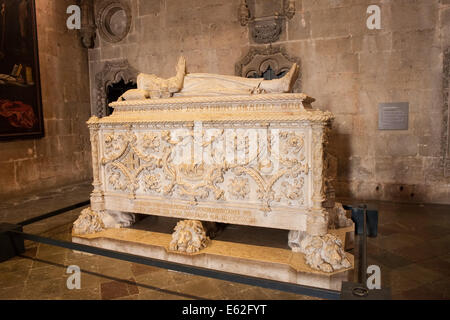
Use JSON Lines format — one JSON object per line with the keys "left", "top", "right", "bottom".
{"left": 0, "top": 0, "right": 92, "bottom": 199}
{"left": 87, "top": 0, "right": 450, "bottom": 204}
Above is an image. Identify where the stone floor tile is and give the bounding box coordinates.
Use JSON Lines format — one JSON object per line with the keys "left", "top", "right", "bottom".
{"left": 97, "top": 262, "right": 134, "bottom": 280}
{"left": 96, "top": 256, "right": 132, "bottom": 270}
{"left": 169, "top": 270, "right": 203, "bottom": 285}
{"left": 113, "top": 294, "right": 140, "bottom": 300}
{"left": 208, "top": 280, "right": 254, "bottom": 299}
{"left": 373, "top": 233, "right": 424, "bottom": 252}
{"left": 98, "top": 267, "right": 134, "bottom": 281}
{"left": 225, "top": 287, "right": 273, "bottom": 300}
{"left": 212, "top": 282, "right": 318, "bottom": 300}
{"left": 392, "top": 263, "right": 443, "bottom": 286}
{"left": 0, "top": 285, "right": 25, "bottom": 299}
{"left": 135, "top": 269, "right": 194, "bottom": 290}
{"left": 127, "top": 278, "right": 140, "bottom": 295}
{"left": 100, "top": 278, "right": 139, "bottom": 300}
{"left": 0, "top": 269, "right": 29, "bottom": 289}
{"left": 30, "top": 253, "right": 67, "bottom": 270}
{"left": 137, "top": 287, "right": 192, "bottom": 300}
{"left": 21, "top": 279, "right": 64, "bottom": 300}
{"left": 393, "top": 243, "right": 444, "bottom": 263}
{"left": 173, "top": 278, "right": 222, "bottom": 299}
{"left": 377, "top": 223, "right": 411, "bottom": 236}
{"left": 61, "top": 270, "right": 104, "bottom": 290}
{"left": 0, "top": 256, "right": 33, "bottom": 273}
{"left": 367, "top": 248, "right": 412, "bottom": 269}
{"left": 261, "top": 289, "right": 318, "bottom": 300}
{"left": 424, "top": 277, "right": 450, "bottom": 299}
{"left": 23, "top": 247, "right": 38, "bottom": 258}
{"left": 428, "top": 237, "right": 450, "bottom": 256}
{"left": 27, "top": 264, "right": 66, "bottom": 284}
{"left": 64, "top": 251, "right": 100, "bottom": 272}
{"left": 398, "top": 283, "right": 447, "bottom": 300}
{"left": 130, "top": 262, "right": 161, "bottom": 277}
{"left": 412, "top": 225, "right": 450, "bottom": 241}
{"left": 416, "top": 257, "right": 450, "bottom": 278}
{"left": 61, "top": 285, "right": 101, "bottom": 300}
{"left": 440, "top": 253, "right": 450, "bottom": 264}
{"left": 386, "top": 272, "right": 424, "bottom": 295}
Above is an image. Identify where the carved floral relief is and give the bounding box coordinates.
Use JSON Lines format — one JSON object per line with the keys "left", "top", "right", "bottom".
{"left": 229, "top": 177, "right": 250, "bottom": 200}
{"left": 100, "top": 126, "right": 311, "bottom": 212}
{"left": 143, "top": 173, "right": 161, "bottom": 193}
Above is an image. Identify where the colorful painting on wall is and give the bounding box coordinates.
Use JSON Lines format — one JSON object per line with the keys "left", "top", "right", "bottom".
{"left": 0, "top": 0, "right": 43, "bottom": 140}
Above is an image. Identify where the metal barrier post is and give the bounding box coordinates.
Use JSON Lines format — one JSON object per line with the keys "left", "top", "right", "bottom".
{"left": 341, "top": 203, "right": 390, "bottom": 299}
{"left": 358, "top": 204, "right": 368, "bottom": 286}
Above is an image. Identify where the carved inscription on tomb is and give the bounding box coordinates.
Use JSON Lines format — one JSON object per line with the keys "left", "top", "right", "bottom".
{"left": 133, "top": 202, "right": 257, "bottom": 225}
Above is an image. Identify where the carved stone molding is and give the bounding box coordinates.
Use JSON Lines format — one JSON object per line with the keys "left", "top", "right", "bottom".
{"left": 235, "top": 46, "right": 301, "bottom": 92}
{"left": 284, "top": 0, "right": 296, "bottom": 20}
{"left": 238, "top": 0, "right": 250, "bottom": 26}
{"left": 238, "top": 0, "right": 296, "bottom": 44}
{"left": 238, "top": 0, "right": 296, "bottom": 27}
{"left": 95, "top": 59, "right": 138, "bottom": 117}
{"left": 250, "top": 17, "right": 283, "bottom": 44}
{"left": 96, "top": 0, "right": 132, "bottom": 43}
{"left": 80, "top": 0, "right": 96, "bottom": 48}
{"left": 443, "top": 47, "right": 450, "bottom": 177}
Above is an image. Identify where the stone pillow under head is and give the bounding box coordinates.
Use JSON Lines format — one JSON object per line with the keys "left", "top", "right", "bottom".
{"left": 118, "top": 89, "right": 150, "bottom": 101}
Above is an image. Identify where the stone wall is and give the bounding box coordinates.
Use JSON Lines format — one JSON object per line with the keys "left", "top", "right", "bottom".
{"left": 0, "top": 0, "right": 92, "bottom": 199}
{"left": 88, "top": 0, "right": 450, "bottom": 204}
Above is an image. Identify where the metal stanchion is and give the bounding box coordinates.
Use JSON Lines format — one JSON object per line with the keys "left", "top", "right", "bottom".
{"left": 341, "top": 203, "right": 390, "bottom": 299}
{"left": 353, "top": 204, "right": 369, "bottom": 297}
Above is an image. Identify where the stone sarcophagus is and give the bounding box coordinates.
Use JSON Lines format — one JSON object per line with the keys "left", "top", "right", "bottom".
{"left": 88, "top": 94, "right": 332, "bottom": 233}
{"left": 74, "top": 59, "right": 353, "bottom": 278}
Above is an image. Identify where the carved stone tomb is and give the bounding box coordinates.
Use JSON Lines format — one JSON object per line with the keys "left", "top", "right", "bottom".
{"left": 73, "top": 60, "right": 353, "bottom": 290}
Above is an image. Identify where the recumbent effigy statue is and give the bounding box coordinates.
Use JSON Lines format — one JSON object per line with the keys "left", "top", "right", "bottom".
{"left": 73, "top": 56, "right": 353, "bottom": 286}
{"left": 118, "top": 56, "right": 300, "bottom": 100}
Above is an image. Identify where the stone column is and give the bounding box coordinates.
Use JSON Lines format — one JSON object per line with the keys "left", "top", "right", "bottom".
{"left": 88, "top": 117, "right": 104, "bottom": 212}
{"left": 307, "top": 123, "right": 329, "bottom": 236}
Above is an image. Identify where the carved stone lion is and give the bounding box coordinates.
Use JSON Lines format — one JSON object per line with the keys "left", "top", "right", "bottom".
{"left": 300, "top": 233, "right": 352, "bottom": 273}
{"left": 328, "top": 202, "right": 353, "bottom": 229}
{"left": 73, "top": 207, "right": 105, "bottom": 235}
{"left": 73, "top": 208, "right": 136, "bottom": 235}
{"left": 169, "top": 220, "right": 209, "bottom": 254}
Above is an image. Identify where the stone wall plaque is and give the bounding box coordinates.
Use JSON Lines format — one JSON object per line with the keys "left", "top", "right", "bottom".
{"left": 378, "top": 102, "right": 409, "bottom": 130}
